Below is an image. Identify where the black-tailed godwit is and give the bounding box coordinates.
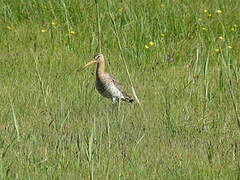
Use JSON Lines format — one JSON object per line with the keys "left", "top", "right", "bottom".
{"left": 80, "top": 53, "right": 134, "bottom": 103}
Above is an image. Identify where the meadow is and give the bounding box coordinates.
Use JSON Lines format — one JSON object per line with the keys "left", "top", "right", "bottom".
{"left": 1, "top": 0, "right": 240, "bottom": 179}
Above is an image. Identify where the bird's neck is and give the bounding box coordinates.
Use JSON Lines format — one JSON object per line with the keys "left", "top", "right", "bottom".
{"left": 96, "top": 60, "right": 105, "bottom": 76}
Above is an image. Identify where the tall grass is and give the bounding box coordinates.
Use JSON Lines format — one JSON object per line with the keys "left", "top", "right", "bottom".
{"left": 1, "top": 0, "right": 240, "bottom": 179}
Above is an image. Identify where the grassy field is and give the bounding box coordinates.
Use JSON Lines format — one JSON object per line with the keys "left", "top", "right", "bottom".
{"left": 1, "top": 0, "right": 240, "bottom": 179}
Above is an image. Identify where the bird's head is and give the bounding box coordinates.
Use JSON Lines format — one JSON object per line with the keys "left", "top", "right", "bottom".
{"left": 84, "top": 53, "right": 104, "bottom": 66}
{"left": 77, "top": 53, "right": 104, "bottom": 72}
{"left": 93, "top": 53, "right": 104, "bottom": 62}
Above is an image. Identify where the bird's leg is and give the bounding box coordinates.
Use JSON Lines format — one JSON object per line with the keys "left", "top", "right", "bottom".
{"left": 111, "top": 98, "right": 120, "bottom": 127}
{"left": 117, "top": 98, "right": 121, "bottom": 112}
{"left": 118, "top": 99, "right": 125, "bottom": 128}
{"left": 112, "top": 97, "right": 116, "bottom": 104}
{"left": 111, "top": 97, "right": 117, "bottom": 119}
{"left": 114, "top": 98, "right": 121, "bottom": 117}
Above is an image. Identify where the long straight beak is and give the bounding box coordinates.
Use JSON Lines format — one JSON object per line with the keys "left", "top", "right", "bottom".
{"left": 76, "top": 59, "right": 97, "bottom": 72}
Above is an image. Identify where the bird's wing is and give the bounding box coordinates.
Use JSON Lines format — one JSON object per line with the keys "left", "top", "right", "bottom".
{"left": 106, "top": 73, "right": 124, "bottom": 91}
{"left": 106, "top": 73, "right": 132, "bottom": 99}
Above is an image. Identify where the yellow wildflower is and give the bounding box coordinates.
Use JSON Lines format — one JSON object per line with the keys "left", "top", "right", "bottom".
{"left": 227, "top": 46, "right": 233, "bottom": 49}
{"left": 207, "top": 13, "right": 212, "bottom": 17}
{"left": 203, "top": 9, "right": 208, "bottom": 13}
{"left": 149, "top": 41, "right": 154, "bottom": 46}
{"left": 218, "top": 36, "right": 224, "bottom": 40}
{"left": 216, "top": 9, "right": 222, "bottom": 14}
{"left": 214, "top": 48, "right": 220, "bottom": 53}
{"left": 201, "top": 27, "right": 207, "bottom": 31}
{"left": 145, "top": 45, "right": 150, "bottom": 49}
{"left": 7, "top": 26, "right": 12, "bottom": 30}
{"left": 40, "top": 29, "right": 47, "bottom": 33}
{"left": 51, "top": 22, "right": 57, "bottom": 26}
{"left": 233, "top": 24, "right": 238, "bottom": 28}
{"left": 70, "top": 31, "right": 76, "bottom": 35}
{"left": 230, "top": 27, "right": 236, "bottom": 32}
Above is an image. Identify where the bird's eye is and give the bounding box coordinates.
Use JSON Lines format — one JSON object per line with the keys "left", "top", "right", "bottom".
{"left": 94, "top": 54, "right": 101, "bottom": 59}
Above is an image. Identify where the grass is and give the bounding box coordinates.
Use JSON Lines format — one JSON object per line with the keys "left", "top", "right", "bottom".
{"left": 1, "top": 0, "right": 240, "bottom": 179}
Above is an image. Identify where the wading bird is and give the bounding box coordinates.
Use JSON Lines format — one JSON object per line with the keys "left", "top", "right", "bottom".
{"left": 78, "top": 53, "right": 134, "bottom": 103}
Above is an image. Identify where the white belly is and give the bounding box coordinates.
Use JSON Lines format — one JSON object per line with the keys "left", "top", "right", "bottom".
{"left": 106, "top": 82, "right": 124, "bottom": 99}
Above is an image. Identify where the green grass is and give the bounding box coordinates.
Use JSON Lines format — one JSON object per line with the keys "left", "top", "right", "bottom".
{"left": 1, "top": 0, "right": 240, "bottom": 179}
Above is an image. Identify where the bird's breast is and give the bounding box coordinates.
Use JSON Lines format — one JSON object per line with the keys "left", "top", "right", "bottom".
{"left": 96, "top": 78, "right": 112, "bottom": 98}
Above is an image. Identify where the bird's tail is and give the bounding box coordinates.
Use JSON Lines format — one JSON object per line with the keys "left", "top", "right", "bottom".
{"left": 123, "top": 96, "right": 134, "bottom": 103}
